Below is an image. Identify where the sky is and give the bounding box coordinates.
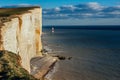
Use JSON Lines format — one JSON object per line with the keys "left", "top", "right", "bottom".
{"left": 0, "top": 0, "right": 120, "bottom": 8}
{"left": 0, "top": 0, "right": 120, "bottom": 25}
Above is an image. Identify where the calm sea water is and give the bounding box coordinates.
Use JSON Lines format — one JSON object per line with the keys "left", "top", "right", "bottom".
{"left": 42, "top": 26, "right": 120, "bottom": 80}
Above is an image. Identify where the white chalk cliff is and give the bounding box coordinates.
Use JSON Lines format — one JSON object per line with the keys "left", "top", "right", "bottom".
{"left": 0, "top": 7, "right": 42, "bottom": 72}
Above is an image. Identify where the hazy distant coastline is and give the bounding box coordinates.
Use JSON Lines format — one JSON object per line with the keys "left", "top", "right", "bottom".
{"left": 43, "top": 25, "right": 120, "bottom": 30}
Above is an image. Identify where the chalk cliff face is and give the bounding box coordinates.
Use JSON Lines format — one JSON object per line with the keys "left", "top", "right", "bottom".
{"left": 0, "top": 7, "right": 42, "bottom": 72}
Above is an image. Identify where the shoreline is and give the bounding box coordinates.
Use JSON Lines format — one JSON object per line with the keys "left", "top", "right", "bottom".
{"left": 30, "top": 47, "right": 72, "bottom": 80}
{"left": 43, "top": 60, "right": 58, "bottom": 80}
{"left": 30, "top": 54, "right": 59, "bottom": 80}
{"left": 39, "top": 33, "right": 72, "bottom": 80}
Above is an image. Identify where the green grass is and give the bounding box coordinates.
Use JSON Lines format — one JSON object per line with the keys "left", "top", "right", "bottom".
{"left": 0, "top": 6, "right": 40, "bottom": 17}
{"left": 0, "top": 50, "right": 38, "bottom": 80}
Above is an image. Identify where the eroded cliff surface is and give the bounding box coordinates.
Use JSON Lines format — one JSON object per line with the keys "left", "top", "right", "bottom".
{"left": 0, "top": 7, "right": 42, "bottom": 72}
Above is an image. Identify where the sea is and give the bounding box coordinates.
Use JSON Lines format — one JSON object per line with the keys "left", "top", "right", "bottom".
{"left": 42, "top": 26, "right": 120, "bottom": 80}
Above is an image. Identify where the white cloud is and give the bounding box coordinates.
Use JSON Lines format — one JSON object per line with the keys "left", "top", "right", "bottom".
{"left": 16, "top": 4, "right": 32, "bottom": 6}
{"left": 116, "top": 5, "right": 120, "bottom": 8}
{"left": 59, "top": 14, "right": 68, "bottom": 17}
{"left": 17, "top": 4, "right": 40, "bottom": 7}
{"left": 43, "top": 2, "right": 120, "bottom": 19}
{"left": 63, "top": 5, "right": 76, "bottom": 10}
{"left": 1, "top": 4, "right": 39, "bottom": 8}
{"left": 87, "top": 2, "right": 103, "bottom": 10}
{"left": 55, "top": 7, "right": 61, "bottom": 11}
{"left": 110, "top": 11, "right": 120, "bottom": 15}
{"left": 82, "top": 13, "right": 93, "bottom": 16}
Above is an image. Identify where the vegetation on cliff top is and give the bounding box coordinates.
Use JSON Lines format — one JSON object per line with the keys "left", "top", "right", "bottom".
{"left": 0, "top": 50, "right": 37, "bottom": 80}
{"left": 0, "top": 6, "right": 40, "bottom": 17}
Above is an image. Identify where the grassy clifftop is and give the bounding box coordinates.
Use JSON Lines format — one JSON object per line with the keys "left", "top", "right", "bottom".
{"left": 0, "top": 50, "right": 37, "bottom": 80}
{"left": 0, "top": 6, "right": 40, "bottom": 17}
{"left": 0, "top": 6, "right": 40, "bottom": 24}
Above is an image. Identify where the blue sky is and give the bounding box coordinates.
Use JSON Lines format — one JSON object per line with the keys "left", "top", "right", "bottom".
{"left": 0, "top": 0, "right": 120, "bottom": 8}
{"left": 0, "top": 0, "right": 120, "bottom": 25}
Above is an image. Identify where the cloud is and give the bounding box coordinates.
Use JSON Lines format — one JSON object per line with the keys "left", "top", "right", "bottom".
{"left": 87, "top": 2, "right": 103, "bottom": 10}
{"left": 2, "top": 4, "right": 39, "bottom": 8}
{"left": 55, "top": 7, "right": 61, "bottom": 11}
{"left": 15, "top": 4, "right": 32, "bottom": 6}
{"left": 43, "top": 2, "right": 120, "bottom": 20}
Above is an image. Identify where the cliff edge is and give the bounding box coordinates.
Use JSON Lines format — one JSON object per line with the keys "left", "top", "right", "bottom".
{"left": 0, "top": 7, "right": 42, "bottom": 72}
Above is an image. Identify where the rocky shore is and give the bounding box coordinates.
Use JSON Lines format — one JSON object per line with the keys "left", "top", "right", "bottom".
{"left": 30, "top": 48, "right": 73, "bottom": 80}
{"left": 30, "top": 55, "right": 58, "bottom": 80}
